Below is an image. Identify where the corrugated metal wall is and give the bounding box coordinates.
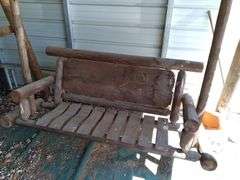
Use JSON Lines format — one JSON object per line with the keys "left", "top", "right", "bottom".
{"left": 0, "top": 0, "right": 66, "bottom": 69}
{"left": 0, "top": 0, "right": 168, "bottom": 69}
{"left": 0, "top": 0, "right": 221, "bottom": 105}
{"left": 69, "top": 0, "right": 167, "bottom": 56}
{"left": 164, "top": 0, "right": 221, "bottom": 104}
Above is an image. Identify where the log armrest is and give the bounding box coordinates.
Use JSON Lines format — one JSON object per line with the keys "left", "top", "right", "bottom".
{"left": 10, "top": 76, "right": 54, "bottom": 103}
{"left": 182, "top": 94, "right": 200, "bottom": 132}
{"left": 180, "top": 94, "right": 200, "bottom": 153}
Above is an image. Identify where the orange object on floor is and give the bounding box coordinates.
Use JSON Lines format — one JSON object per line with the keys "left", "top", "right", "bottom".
{"left": 201, "top": 112, "right": 221, "bottom": 130}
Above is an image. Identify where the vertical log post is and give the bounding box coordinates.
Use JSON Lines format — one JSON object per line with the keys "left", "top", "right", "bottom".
{"left": 0, "top": 0, "right": 43, "bottom": 80}
{"left": 180, "top": 94, "right": 200, "bottom": 153}
{"left": 19, "top": 98, "right": 31, "bottom": 120}
{"left": 207, "top": 10, "right": 225, "bottom": 85}
{"left": 197, "top": 0, "right": 233, "bottom": 115}
{"left": 10, "top": 0, "right": 36, "bottom": 115}
{"left": 170, "top": 70, "right": 186, "bottom": 124}
{"left": 54, "top": 58, "right": 64, "bottom": 104}
{"left": 216, "top": 41, "right": 240, "bottom": 111}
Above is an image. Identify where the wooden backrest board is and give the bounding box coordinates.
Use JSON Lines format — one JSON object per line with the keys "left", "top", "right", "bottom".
{"left": 62, "top": 58, "right": 175, "bottom": 112}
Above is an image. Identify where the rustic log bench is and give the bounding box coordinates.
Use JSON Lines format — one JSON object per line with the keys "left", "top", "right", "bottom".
{"left": 9, "top": 47, "right": 217, "bottom": 171}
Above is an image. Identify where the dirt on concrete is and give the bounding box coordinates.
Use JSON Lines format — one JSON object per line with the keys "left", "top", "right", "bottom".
{"left": 0, "top": 91, "right": 16, "bottom": 116}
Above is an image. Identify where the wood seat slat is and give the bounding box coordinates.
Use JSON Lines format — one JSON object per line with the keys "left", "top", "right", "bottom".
{"left": 33, "top": 102, "right": 171, "bottom": 159}
{"left": 48, "top": 103, "right": 81, "bottom": 129}
{"left": 106, "top": 110, "right": 129, "bottom": 141}
{"left": 62, "top": 105, "right": 93, "bottom": 132}
{"left": 155, "top": 118, "right": 168, "bottom": 150}
{"left": 92, "top": 108, "right": 117, "bottom": 138}
{"left": 77, "top": 107, "right": 105, "bottom": 135}
{"left": 121, "top": 112, "right": 142, "bottom": 145}
{"left": 36, "top": 102, "right": 70, "bottom": 127}
{"left": 138, "top": 115, "right": 155, "bottom": 148}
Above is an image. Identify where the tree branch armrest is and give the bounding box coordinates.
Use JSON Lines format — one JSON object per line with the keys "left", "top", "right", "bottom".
{"left": 182, "top": 94, "right": 200, "bottom": 132}
{"left": 10, "top": 76, "right": 54, "bottom": 103}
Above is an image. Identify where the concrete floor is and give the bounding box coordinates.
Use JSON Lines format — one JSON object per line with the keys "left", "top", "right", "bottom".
{"left": 171, "top": 112, "right": 240, "bottom": 180}
{"left": 0, "top": 93, "right": 239, "bottom": 179}
{"left": 0, "top": 113, "right": 239, "bottom": 180}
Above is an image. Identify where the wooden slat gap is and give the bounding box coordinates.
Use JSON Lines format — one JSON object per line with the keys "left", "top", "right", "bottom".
{"left": 118, "top": 112, "right": 130, "bottom": 141}
{"left": 103, "top": 109, "right": 119, "bottom": 138}
{"left": 46, "top": 103, "right": 71, "bottom": 128}
{"left": 121, "top": 112, "right": 142, "bottom": 145}
{"left": 74, "top": 107, "right": 94, "bottom": 133}
{"left": 135, "top": 116, "right": 144, "bottom": 145}
{"left": 89, "top": 108, "right": 107, "bottom": 136}
{"left": 60, "top": 103, "right": 83, "bottom": 130}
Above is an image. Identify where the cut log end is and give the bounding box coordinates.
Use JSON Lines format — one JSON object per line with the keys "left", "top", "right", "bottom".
{"left": 9, "top": 90, "right": 21, "bottom": 103}
{"left": 200, "top": 153, "right": 217, "bottom": 171}
{"left": 9, "top": 76, "right": 54, "bottom": 103}
{"left": 0, "top": 117, "right": 14, "bottom": 128}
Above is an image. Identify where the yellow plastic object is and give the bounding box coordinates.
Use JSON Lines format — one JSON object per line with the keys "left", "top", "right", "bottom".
{"left": 201, "top": 112, "right": 221, "bottom": 130}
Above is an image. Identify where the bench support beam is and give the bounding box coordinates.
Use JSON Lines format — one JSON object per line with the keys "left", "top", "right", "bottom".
{"left": 46, "top": 46, "right": 204, "bottom": 72}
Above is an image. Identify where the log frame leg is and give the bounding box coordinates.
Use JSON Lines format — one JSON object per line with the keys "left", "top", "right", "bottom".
{"left": 180, "top": 93, "right": 200, "bottom": 150}
{"left": 180, "top": 129, "right": 217, "bottom": 171}
{"left": 180, "top": 93, "right": 217, "bottom": 170}
{"left": 180, "top": 129, "right": 198, "bottom": 153}
{"left": 10, "top": 0, "right": 37, "bottom": 114}
{"left": 54, "top": 58, "right": 64, "bottom": 104}
{"left": 0, "top": 98, "right": 44, "bottom": 127}
{"left": 19, "top": 98, "right": 31, "bottom": 120}
{"left": 0, "top": 0, "right": 43, "bottom": 81}
{"left": 170, "top": 70, "right": 186, "bottom": 124}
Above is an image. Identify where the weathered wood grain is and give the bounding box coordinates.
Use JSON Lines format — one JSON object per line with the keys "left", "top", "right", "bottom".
{"left": 36, "top": 102, "right": 70, "bottom": 126}
{"left": 121, "top": 112, "right": 142, "bottom": 145}
{"left": 170, "top": 70, "right": 186, "bottom": 123}
{"left": 15, "top": 116, "right": 201, "bottom": 162}
{"left": 138, "top": 115, "right": 155, "bottom": 148}
{"left": 10, "top": 76, "right": 54, "bottom": 103}
{"left": 182, "top": 94, "right": 200, "bottom": 132}
{"left": 217, "top": 41, "right": 240, "bottom": 111}
{"left": 106, "top": 110, "right": 129, "bottom": 141}
{"left": 77, "top": 107, "right": 105, "bottom": 135}
{"left": 46, "top": 46, "right": 204, "bottom": 72}
{"left": 0, "top": 0, "right": 43, "bottom": 81}
{"left": 10, "top": 0, "right": 36, "bottom": 114}
{"left": 62, "top": 105, "right": 93, "bottom": 132}
{"left": 64, "top": 93, "right": 170, "bottom": 115}
{"left": 180, "top": 129, "right": 198, "bottom": 153}
{"left": 0, "top": 98, "right": 43, "bottom": 127}
{"left": 19, "top": 98, "right": 31, "bottom": 120}
{"left": 62, "top": 59, "right": 174, "bottom": 109}
{"left": 92, "top": 108, "right": 117, "bottom": 138}
{"left": 54, "top": 58, "right": 64, "bottom": 104}
{"left": 155, "top": 118, "right": 168, "bottom": 149}
{"left": 49, "top": 103, "right": 81, "bottom": 129}
{"left": 197, "top": 0, "right": 233, "bottom": 115}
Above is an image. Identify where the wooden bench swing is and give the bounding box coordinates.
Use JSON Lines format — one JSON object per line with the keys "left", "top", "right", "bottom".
{"left": 9, "top": 46, "right": 217, "bottom": 171}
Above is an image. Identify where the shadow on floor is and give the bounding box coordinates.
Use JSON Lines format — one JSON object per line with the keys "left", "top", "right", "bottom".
{"left": 75, "top": 143, "right": 174, "bottom": 180}
{"left": 0, "top": 126, "right": 174, "bottom": 180}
